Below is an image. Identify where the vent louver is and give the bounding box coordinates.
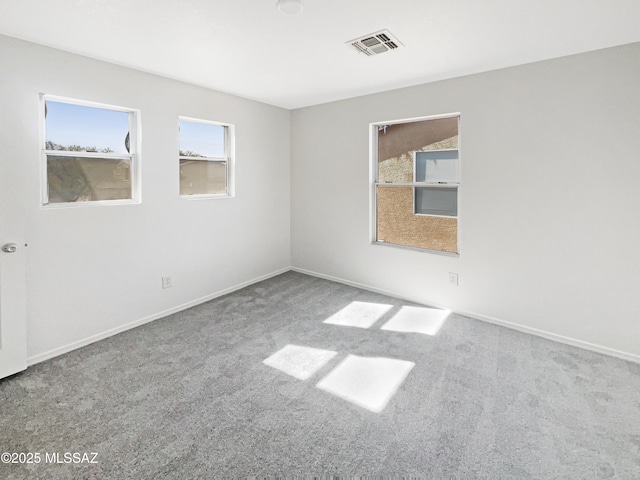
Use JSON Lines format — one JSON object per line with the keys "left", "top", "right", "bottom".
{"left": 347, "top": 29, "right": 403, "bottom": 57}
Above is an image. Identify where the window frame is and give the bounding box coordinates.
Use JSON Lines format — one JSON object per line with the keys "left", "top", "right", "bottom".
{"left": 370, "top": 112, "right": 461, "bottom": 256}
{"left": 40, "top": 94, "right": 141, "bottom": 208}
{"left": 178, "top": 116, "right": 235, "bottom": 199}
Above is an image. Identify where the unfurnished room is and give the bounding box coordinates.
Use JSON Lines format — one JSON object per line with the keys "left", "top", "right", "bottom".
{"left": 1, "top": 0, "right": 640, "bottom": 478}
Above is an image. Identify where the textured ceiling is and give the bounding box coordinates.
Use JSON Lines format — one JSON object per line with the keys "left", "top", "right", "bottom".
{"left": 1, "top": 0, "right": 639, "bottom": 109}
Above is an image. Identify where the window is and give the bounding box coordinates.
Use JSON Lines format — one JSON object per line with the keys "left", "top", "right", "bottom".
{"left": 372, "top": 114, "right": 460, "bottom": 254}
{"left": 42, "top": 96, "right": 139, "bottom": 205}
{"left": 179, "top": 117, "right": 234, "bottom": 197}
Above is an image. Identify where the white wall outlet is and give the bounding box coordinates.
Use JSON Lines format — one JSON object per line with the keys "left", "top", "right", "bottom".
{"left": 162, "top": 275, "right": 173, "bottom": 289}
{"left": 448, "top": 272, "right": 459, "bottom": 286}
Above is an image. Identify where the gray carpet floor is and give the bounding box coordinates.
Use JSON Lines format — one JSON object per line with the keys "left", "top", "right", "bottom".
{"left": 1, "top": 271, "right": 639, "bottom": 479}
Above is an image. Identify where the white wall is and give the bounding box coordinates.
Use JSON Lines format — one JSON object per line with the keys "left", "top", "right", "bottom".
{"left": 291, "top": 42, "right": 640, "bottom": 360}
{"left": 0, "top": 35, "right": 291, "bottom": 361}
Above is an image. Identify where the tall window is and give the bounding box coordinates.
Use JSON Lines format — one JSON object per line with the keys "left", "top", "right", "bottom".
{"left": 179, "top": 118, "right": 234, "bottom": 197}
{"left": 42, "top": 96, "right": 139, "bottom": 205}
{"left": 372, "top": 114, "right": 460, "bottom": 254}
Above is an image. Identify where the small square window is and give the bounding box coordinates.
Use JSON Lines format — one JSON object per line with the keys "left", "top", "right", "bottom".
{"left": 415, "top": 150, "right": 459, "bottom": 183}
{"left": 179, "top": 118, "right": 234, "bottom": 197}
{"left": 43, "top": 96, "right": 139, "bottom": 205}
{"left": 415, "top": 186, "right": 458, "bottom": 216}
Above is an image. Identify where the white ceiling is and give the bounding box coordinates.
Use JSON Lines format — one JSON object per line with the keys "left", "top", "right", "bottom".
{"left": 1, "top": 0, "right": 639, "bottom": 109}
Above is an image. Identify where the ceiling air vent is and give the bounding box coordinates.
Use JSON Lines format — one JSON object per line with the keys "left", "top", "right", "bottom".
{"left": 347, "top": 29, "right": 403, "bottom": 56}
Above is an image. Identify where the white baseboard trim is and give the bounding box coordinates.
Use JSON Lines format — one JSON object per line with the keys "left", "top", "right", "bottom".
{"left": 27, "top": 267, "right": 291, "bottom": 366}
{"left": 291, "top": 266, "right": 640, "bottom": 364}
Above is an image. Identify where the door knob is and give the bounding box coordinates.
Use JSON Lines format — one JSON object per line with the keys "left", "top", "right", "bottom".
{"left": 2, "top": 243, "right": 17, "bottom": 253}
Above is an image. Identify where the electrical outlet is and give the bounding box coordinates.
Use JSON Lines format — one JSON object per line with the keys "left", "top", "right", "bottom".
{"left": 162, "top": 275, "right": 173, "bottom": 289}
{"left": 448, "top": 272, "right": 459, "bottom": 286}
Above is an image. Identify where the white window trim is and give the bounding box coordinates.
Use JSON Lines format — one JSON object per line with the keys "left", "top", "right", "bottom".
{"left": 369, "top": 112, "right": 461, "bottom": 256}
{"left": 40, "top": 94, "right": 141, "bottom": 208}
{"left": 178, "top": 116, "right": 235, "bottom": 200}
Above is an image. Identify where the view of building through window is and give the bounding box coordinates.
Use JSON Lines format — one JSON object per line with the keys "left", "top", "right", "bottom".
{"left": 43, "top": 98, "right": 136, "bottom": 204}
{"left": 374, "top": 115, "right": 460, "bottom": 253}
{"left": 179, "top": 118, "right": 231, "bottom": 197}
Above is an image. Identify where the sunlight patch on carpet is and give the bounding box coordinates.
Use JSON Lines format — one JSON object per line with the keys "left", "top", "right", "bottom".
{"left": 380, "top": 306, "right": 449, "bottom": 336}
{"left": 323, "top": 301, "right": 393, "bottom": 329}
{"left": 316, "top": 354, "right": 415, "bottom": 413}
{"left": 263, "top": 344, "right": 338, "bottom": 380}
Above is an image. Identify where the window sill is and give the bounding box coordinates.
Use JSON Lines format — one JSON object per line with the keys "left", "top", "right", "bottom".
{"left": 372, "top": 241, "right": 459, "bottom": 257}
{"left": 179, "top": 193, "right": 234, "bottom": 201}
{"left": 42, "top": 198, "right": 141, "bottom": 209}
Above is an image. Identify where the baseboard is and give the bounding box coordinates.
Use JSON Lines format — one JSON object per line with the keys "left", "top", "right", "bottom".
{"left": 291, "top": 266, "right": 640, "bottom": 364}
{"left": 27, "top": 267, "right": 292, "bottom": 366}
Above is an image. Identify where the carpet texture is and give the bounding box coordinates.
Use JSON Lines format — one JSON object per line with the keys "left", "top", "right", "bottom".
{"left": 1, "top": 271, "right": 639, "bottom": 479}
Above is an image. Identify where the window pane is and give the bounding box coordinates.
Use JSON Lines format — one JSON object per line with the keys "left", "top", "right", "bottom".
{"left": 377, "top": 117, "right": 458, "bottom": 183}
{"left": 180, "top": 160, "right": 226, "bottom": 195}
{"left": 415, "top": 187, "right": 457, "bottom": 216}
{"left": 45, "top": 101, "right": 130, "bottom": 154}
{"left": 378, "top": 151, "right": 413, "bottom": 183}
{"left": 415, "top": 150, "right": 459, "bottom": 183}
{"left": 179, "top": 121, "right": 225, "bottom": 158}
{"left": 376, "top": 185, "right": 457, "bottom": 253}
{"left": 47, "top": 156, "right": 132, "bottom": 203}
